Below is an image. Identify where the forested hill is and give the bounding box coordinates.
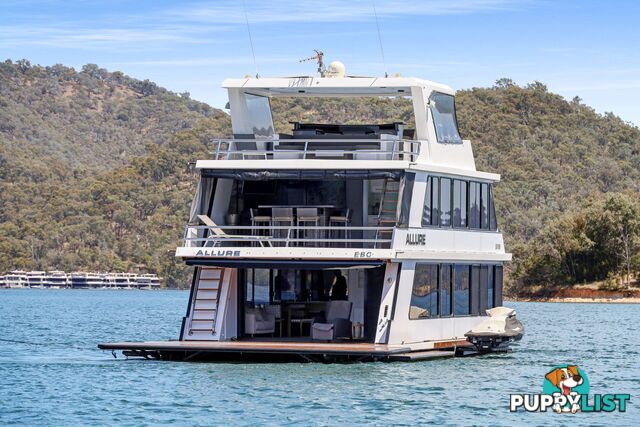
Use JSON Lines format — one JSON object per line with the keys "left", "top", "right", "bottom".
{"left": 0, "top": 59, "right": 227, "bottom": 176}
{"left": 1, "top": 60, "right": 638, "bottom": 290}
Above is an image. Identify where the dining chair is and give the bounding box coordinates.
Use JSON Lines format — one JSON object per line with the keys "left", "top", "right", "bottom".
{"left": 271, "top": 207, "right": 294, "bottom": 247}
{"left": 329, "top": 208, "right": 352, "bottom": 248}
{"left": 296, "top": 207, "right": 320, "bottom": 247}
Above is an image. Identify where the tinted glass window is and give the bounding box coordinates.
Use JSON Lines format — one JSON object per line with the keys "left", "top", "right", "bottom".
{"left": 470, "top": 265, "right": 480, "bottom": 315}
{"left": 454, "top": 265, "right": 470, "bottom": 315}
{"left": 429, "top": 92, "right": 462, "bottom": 144}
{"left": 422, "top": 176, "right": 439, "bottom": 226}
{"left": 245, "top": 94, "right": 274, "bottom": 137}
{"left": 440, "top": 264, "right": 452, "bottom": 316}
{"left": 399, "top": 174, "right": 415, "bottom": 227}
{"left": 494, "top": 266, "right": 503, "bottom": 307}
{"left": 440, "top": 177, "right": 452, "bottom": 227}
{"left": 422, "top": 177, "right": 432, "bottom": 226}
{"left": 453, "top": 179, "right": 467, "bottom": 228}
{"left": 485, "top": 266, "right": 494, "bottom": 310}
{"left": 489, "top": 185, "right": 498, "bottom": 231}
{"left": 479, "top": 266, "right": 489, "bottom": 314}
{"left": 410, "top": 264, "right": 439, "bottom": 319}
{"left": 480, "top": 183, "right": 489, "bottom": 229}
{"left": 254, "top": 269, "right": 270, "bottom": 303}
{"left": 469, "top": 182, "right": 481, "bottom": 229}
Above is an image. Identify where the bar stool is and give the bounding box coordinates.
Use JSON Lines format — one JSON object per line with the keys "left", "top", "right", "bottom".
{"left": 296, "top": 207, "right": 320, "bottom": 247}
{"left": 271, "top": 207, "right": 294, "bottom": 247}
{"left": 250, "top": 208, "right": 271, "bottom": 245}
{"left": 329, "top": 208, "right": 352, "bottom": 248}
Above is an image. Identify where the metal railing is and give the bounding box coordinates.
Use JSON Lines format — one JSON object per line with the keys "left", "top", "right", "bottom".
{"left": 209, "top": 138, "right": 421, "bottom": 161}
{"left": 183, "top": 225, "right": 394, "bottom": 249}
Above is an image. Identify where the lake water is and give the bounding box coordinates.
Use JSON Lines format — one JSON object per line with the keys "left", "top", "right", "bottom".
{"left": 0, "top": 289, "right": 638, "bottom": 425}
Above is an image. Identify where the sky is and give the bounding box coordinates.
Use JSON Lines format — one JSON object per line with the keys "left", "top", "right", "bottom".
{"left": 2, "top": 0, "right": 640, "bottom": 125}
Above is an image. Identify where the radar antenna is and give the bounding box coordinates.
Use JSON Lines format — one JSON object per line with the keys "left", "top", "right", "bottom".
{"left": 299, "top": 50, "right": 325, "bottom": 77}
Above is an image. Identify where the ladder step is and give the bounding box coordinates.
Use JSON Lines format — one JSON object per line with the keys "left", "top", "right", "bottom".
{"left": 200, "top": 268, "right": 222, "bottom": 280}
{"left": 192, "top": 311, "right": 215, "bottom": 320}
{"left": 196, "top": 290, "right": 218, "bottom": 299}
{"left": 197, "top": 279, "right": 220, "bottom": 290}
{"left": 191, "top": 320, "right": 214, "bottom": 328}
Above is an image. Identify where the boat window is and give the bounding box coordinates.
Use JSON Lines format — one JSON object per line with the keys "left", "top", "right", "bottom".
{"left": 453, "top": 179, "right": 467, "bottom": 228}
{"left": 489, "top": 186, "right": 498, "bottom": 231}
{"left": 407, "top": 263, "right": 500, "bottom": 319}
{"left": 368, "top": 179, "right": 385, "bottom": 215}
{"left": 493, "top": 266, "right": 503, "bottom": 307}
{"left": 245, "top": 269, "right": 271, "bottom": 305}
{"left": 422, "top": 176, "right": 439, "bottom": 226}
{"left": 429, "top": 92, "right": 462, "bottom": 144}
{"left": 245, "top": 93, "right": 274, "bottom": 137}
{"left": 479, "top": 266, "right": 490, "bottom": 315}
{"left": 275, "top": 269, "right": 300, "bottom": 301}
{"left": 480, "top": 183, "right": 490, "bottom": 229}
{"left": 469, "top": 181, "right": 481, "bottom": 229}
{"left": 470, "top": 265, "right": 481, "bottom": 315}
{"left": 410, "top": 264, "right": 438, "bottom": 319}
{"left": 454, "top": 265, "right": 470, "bottom": 316}
{"left": 399, "top": 174, "right": 415, "bottom": 226}
{"left": 440, "top": 264, "right": 452, "bottom": 317}
{"left": 439, "top": 177, "right": 452, "bottom": 227}
{"left": 425, "top": 176, "right": 498, "bottom": 231}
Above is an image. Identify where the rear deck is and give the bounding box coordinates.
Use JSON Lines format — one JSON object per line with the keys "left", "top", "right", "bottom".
{"left": 98, "top": 340, "right": 475, "bottom": 362}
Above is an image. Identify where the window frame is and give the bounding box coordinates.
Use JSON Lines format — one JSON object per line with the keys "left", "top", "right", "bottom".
{"left": 423, "top": 175, "right": 498, "bottom": 232}
{"left": 409, "top": 263, "right": 439, "bottom": 320}
{"left": 429, "top": 92, "right": 463, "bottom": 144}
{"left": 408, "top": 263, "right": 502, "bottom": 320}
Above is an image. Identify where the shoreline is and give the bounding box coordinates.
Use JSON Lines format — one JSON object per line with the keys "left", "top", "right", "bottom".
{"left": 507, "top": 296, "right": 640, "bottom": 304}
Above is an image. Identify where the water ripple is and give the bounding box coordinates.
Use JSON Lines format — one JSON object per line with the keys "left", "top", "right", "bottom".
{"left": 0, "top": 290, "right": 638, "bottom": 425}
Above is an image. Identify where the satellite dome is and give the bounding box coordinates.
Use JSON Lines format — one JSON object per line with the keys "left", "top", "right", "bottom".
{"left": 325, "top": 61, "right": 346, "bottom": 78}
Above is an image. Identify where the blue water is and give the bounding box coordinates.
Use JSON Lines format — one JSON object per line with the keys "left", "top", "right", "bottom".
{"left": 0, "top": 289, "right": 638, "bottom": 425}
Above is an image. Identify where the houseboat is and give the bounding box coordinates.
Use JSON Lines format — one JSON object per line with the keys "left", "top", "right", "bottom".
{"left": 100, "top": 69, "right": 521, "bottom": 362}
{"left": 3, "top": 270, "right": 28, "bottom": 288}
{"left": 26, "top": 271, "right": 46, "bottom": 288}
{"left": 44, "top": 271, "right": 69, "bottom": 288}
{"left": 136, "top": 274, "right": 161, "bottom": 289}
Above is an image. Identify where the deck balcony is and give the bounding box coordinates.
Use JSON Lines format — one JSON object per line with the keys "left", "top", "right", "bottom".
{"left": 209, "top": 137, "right": 421, "bottom": 162}
{"left": 181, "top": 224, "right": 394, "bottom": 249}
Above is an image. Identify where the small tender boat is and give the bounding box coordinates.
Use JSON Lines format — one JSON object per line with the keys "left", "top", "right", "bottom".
{"left": 465, "top": 307, "right": 524, "bottom": 352}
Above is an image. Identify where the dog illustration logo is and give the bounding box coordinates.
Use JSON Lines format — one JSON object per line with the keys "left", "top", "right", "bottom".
{"left": 543, "top": 365, "right": 588, "bottom": 413}
{"left": 511, "top": 365, "right": 629, "bottom": 413}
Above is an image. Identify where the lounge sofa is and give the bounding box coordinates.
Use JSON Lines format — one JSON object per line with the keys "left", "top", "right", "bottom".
{"left": 245, "top": 307, "right": 276, "bottom": 337}
{"left": 311, "top": 301, "right": 352, "bottom": 341}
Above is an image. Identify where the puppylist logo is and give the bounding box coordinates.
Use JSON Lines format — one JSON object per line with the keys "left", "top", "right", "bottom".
{"left": 510, "top": 365, "right": 631, "bottom": 414}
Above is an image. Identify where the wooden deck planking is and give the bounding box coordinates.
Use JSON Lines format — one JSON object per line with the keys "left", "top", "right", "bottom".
{"left": 98, "top": 340, "right": 412, "bottom": 355}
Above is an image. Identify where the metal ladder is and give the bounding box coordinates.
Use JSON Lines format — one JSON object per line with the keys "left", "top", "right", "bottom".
{"left": 375, "top": 178, "right": 400, "bottom": 246}
{"left": 187, "top": 267, "right": 225, "bottom": 336}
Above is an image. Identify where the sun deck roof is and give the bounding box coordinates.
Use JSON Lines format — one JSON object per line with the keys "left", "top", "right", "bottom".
{"left": 222, "top": 76, "right": 454, "bottom": 97}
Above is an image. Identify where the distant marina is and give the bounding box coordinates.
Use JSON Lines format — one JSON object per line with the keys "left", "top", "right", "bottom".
{"left": 0, "top": 270, "right": 160, "bottom": 289}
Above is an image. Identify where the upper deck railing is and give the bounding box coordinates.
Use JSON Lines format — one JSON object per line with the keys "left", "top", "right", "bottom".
{"left": 209, "top": 138, "right": 421, "bottom": 162}
{"left": 183, "top": 225, "right": 394, "bottom": 249}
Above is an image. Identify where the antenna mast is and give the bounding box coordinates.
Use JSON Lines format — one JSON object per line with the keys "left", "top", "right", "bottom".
{"left": 371, "top": 0, "right": 388, "bottom": 78}
{"left": 242, "top": 0, "right": 259, "bottom": 78}
{"left": 299, "top": 50, "right": 325, "bottom": 76}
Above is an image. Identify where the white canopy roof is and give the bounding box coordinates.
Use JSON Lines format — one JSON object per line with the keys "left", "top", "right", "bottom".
{"left": 222, "top": 76, "right": 454, "bottom": 97}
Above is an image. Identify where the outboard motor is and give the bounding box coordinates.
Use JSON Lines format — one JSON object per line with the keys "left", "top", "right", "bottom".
{"left": 465, "top": 307, "right": 524, "bottom": 353}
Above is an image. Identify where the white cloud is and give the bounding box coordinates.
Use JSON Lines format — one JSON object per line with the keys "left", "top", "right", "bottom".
{"left": 173, "top": 0, "right": 528, "bottom": 24}
{"left": 1, "top": 0, "right": 530, "bottom": 50}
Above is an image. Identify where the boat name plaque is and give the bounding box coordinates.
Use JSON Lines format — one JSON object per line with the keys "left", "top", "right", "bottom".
{"left": 195, "top": 249, "right": 241, "bottom": 257}
{"left": 406, "top": 233, "right": 426, "bottom": 246}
